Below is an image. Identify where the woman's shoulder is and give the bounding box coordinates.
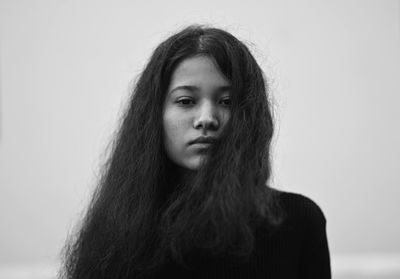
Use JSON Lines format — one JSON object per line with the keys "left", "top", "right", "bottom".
{"left": 273, "top": 189, "right": 327, "bottom": 227}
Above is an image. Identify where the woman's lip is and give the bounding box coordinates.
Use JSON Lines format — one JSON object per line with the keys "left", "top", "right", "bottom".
{"left": 189, "top": 137, "right": 218, "bottom": 145}
{"left": 190, "top": 142, "right": 213, "bottom": 148}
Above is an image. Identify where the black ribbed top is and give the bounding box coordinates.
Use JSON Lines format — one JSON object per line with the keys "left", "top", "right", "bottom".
{"left": 158, "top": 191, "right": 331, "bottom": 279}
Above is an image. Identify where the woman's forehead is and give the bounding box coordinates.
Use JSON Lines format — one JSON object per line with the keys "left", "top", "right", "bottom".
{"left": 168, "top": 55, "right": 230, "bottom": 89}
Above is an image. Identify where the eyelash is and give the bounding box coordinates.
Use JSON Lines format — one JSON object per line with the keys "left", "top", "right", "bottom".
{"left": 177, "top": 98, "right": 195, "bottom": 105}
{"left": 176, "top": 98, "right": 231, "bottom": 106}
{"left": 220, "top": 98, "right": 231, "bottom": 106}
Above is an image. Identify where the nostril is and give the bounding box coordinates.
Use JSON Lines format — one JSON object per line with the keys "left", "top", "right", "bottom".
{"left": 194, "top": 117, "right": 219, "bottom": 130}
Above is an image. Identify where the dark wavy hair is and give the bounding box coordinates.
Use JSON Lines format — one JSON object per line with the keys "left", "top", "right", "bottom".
{"left": 59, "top": 24, "right": 283, "bottom": 279}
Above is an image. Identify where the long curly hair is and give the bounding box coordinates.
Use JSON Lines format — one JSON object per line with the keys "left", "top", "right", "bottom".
{"left": 59, "top": 24, "right": 283, "bottom": 279}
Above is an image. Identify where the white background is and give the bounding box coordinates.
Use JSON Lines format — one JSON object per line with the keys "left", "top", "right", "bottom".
{"left": 1, "top": 0, "right": 399, "bottom": 278}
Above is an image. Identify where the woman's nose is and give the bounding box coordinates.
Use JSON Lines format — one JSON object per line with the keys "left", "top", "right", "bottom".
{"left": 193, "top": 102, "right": 219, "bottom": 131}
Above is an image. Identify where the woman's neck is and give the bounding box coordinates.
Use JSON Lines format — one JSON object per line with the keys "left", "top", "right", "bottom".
{"left": 179, "top": 168, "right": 197, "bottom": 185}
{"left": 165, "top": 160, "right": 197, "bottom": 189}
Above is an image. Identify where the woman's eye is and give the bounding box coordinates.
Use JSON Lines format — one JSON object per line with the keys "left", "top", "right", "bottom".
{"left": 220, "top": 98, "right": 231, "bottom": 106}
{"left": 177, "top": 98, "right": 195, "bottom": 105}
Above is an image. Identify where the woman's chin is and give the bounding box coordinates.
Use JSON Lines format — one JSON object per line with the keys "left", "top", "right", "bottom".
{"left": 182, "top": 154, "right": 208, "bottom": 171}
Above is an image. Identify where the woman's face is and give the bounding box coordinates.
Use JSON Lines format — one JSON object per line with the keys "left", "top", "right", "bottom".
{"left": 163, "top": 55, "right": 231, "bottom": 170}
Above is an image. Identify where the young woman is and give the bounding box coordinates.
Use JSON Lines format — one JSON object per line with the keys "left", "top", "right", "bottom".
{"left": 60, "top": 25, "right": 331, "bottom": 279}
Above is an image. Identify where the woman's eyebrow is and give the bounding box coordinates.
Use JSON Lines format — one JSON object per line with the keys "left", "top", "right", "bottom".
{"left": 217, "top": 85, "right": 231, "bottom": 94}
{"left": 169, "top": 85, "right": 199, "bottom": 95}
{"left": 169, "top": 85, "right": 231, "bottom": 95}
